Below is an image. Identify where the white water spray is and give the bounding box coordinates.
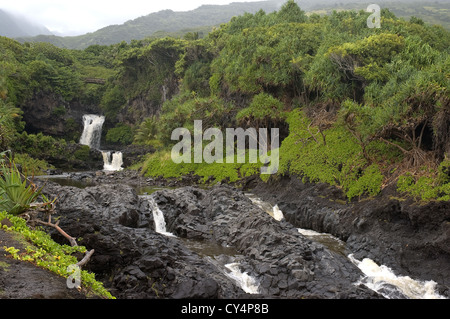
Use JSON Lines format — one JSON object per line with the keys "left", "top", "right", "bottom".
{"left": 147, "top": 197, "right": 176, "bottom": 237}
{"left": 247, "top": 194, "right": 446, "bottom": 299}
{"left": 225, "top": 263, "right": 260, "bottom": 294}
{"left": 79, "top": 114, "right": 124, "bottom": 171}
{"left": 79, "top": 115, "right": 105, "bottom": 149}
{"left": 245, "top": 193, "right": 284, "bottom": 221}
{"left": 348, "top": 255, "right": 446, "bottom": 299}
{"left": 102, "top": 151, "right": 124, "bottom": 171}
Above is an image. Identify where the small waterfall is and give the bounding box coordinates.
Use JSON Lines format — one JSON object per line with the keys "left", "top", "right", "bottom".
{"left": 102, "top": 151, "right": 124, "bottom": 171}
{"left": 245, "top": 193, "right": 284, "bottom": 221}
{"left": 225, "top": 263, "right": 260, "bottom": 295}
{"left": 147, "top": 197, "right": 176, "bottom": 237}
{"left": 79, "top": 115, "right": 105, "bottom": 150}
{"left": 348, "top": 255, "right": 447, "bottom": 299}
{"left": 272, "top": 204, "right": 284, "bottom": 221}
{"left": 298, "top": 228, "right": 349, "bottom": 256}
{"left": 79, "top": 114, "right": 124, "bottom": 171}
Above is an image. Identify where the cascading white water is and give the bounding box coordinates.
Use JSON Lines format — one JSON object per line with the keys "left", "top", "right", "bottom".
{"left": 102, "top": 151, "right": 124, "bottom": 171}
{"left": 348, "top": 255, "right": 446, "bottom": 299}
{"left": 225, "top": 263, "right": 260, "bottom": 295}
{"left": 79, "top": 114, "right": 124, "bottom": 171}
{"left": 246, "top": 194, "right": 447, "bottom": 299}
{"left": 272, "top": 204, "right": 284, "bottom": 221}
{"left": 79, "top": 115, "right": 105, "bottom": 150}
{"left": 245, "top": 193, "right": 284, "bottom": 221}
{"left": 145, "top": 192, "right": 260, "bottom": 294}
{"left": 147, "top": 197, "right": 176, "bottom": 237}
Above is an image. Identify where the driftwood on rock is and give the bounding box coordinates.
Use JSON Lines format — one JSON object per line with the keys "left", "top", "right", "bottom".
{"left": 28, "top": 200, "right": 95, "bottom": 269}
{"left": 36, "top": 218, "right": 78, "bottom": 247}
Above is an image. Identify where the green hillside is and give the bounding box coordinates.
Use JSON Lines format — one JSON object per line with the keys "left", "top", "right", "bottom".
{"left": 1, "top": 1, "right": 449, "bottom": 202}
{"left": 307, "top": 1, "right": 450, "bottom": 30}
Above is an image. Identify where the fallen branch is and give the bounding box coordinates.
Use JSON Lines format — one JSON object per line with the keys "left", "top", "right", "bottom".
{"left": 35, "top": 218, "right": 95, "bottom": 268}
{"left": 35, "top": 219, "right": 78, "bottom": 247}
{"left": 30, "top": 197, "right": 95, "bottom": 268}
{"left": 379, "top": 137, "right": 409, "bottom": 154}
{"left": 77, "top": 249, "right": 95, "bottom": 268}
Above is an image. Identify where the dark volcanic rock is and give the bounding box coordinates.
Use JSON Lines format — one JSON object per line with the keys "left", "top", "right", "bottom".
{"left": 41, "top": 182, "right": 245, "bottom": 299}
{"left": 154, "top": 185, "right": 381, "bottom": 299}
{"left": 36, "top": 171, "right": 449, "bottom": 299}
{"left": 39, "top": 180, "right": 382, "bottom": 299}
{"left": 21, "top": 91, "right": 101, "bottom": 139}
{"left": 250, "top": 175, "right": 450, "bottom": 297}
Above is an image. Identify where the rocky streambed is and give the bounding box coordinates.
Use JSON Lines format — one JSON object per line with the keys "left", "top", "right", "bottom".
{"left": 31, "top": 171, "right": 449, "bottom": 299}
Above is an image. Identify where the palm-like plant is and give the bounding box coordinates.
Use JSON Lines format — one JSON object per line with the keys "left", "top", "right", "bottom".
{"left": 133, "top": 116, "right": 163, "bottom": 148}
{"left": 0, "top": 160, "right": 43, "bottom": 216}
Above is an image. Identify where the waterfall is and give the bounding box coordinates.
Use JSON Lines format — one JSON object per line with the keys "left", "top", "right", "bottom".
{"left": 298, "top": 228, "right": 349, "bottom": 256}
{"left": 225, "top": 263, "right": 260, "bottom": 294}
{"left": 245, "top": 193, "right": 284, "bottom": 221}
{"left": 79, "top": 115, "right": 105, "bottom": 150}
{"left": 102, "top": 151, "right": 124, "bottom": 171}
{"left": 348, "top": 255, "right": 446, "bottom": 299}
{"left": 147, "top": 197, "right": 176, "bottom": 237}
{"left": 272, "top": 204, "right": 284, "bottom": 221}
{"left": 79, "top": 114, "right": 124, "bottom": 171}
{"left": 145, "top": 193, "right": 260, "bottom": 294}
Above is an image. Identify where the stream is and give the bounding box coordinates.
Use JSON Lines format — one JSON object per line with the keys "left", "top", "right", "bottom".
{"left": 31, "top": 113, "right": 448, "bottom": 299}
{"left": 144, "top": 192, "right": 262, "bottom": 295}
{"left": 245, "top": 193, "right": 446, "bottom": 300}
{"left": 37, "top": 172, "right": 447, "bottom": 299}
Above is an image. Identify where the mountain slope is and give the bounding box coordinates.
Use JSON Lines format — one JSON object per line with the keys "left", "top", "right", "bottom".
{"left": 12, "top": 0, "right": 450, "bottom": 49}
{"left": 15, "top": 1, "right": 284, "bottom": 49}
{"left": 0, "top": 9, "right": 52, "bottom": 38}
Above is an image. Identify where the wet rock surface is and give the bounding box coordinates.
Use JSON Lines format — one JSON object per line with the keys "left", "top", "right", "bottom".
{"left": 0, "top": 227, "right": 88, "bottom": 299}
{"left": 39, "top": 180, "right": 381, "bottom": 299}
{"left": 154, "top": 186, "right": 380, "bottom": 299}
{"left": 250, "top": 175, "right": 450, "bottom": 297}
{"left": 40, "top": 182, "right": 245, "bottom": 299}
{"left": 4, "top": 170, "right": 448, "bottom": 299}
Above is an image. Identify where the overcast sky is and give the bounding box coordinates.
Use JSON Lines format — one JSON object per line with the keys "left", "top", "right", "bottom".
{"left": 1, "top": 0, "right": 265, "bottom": 36}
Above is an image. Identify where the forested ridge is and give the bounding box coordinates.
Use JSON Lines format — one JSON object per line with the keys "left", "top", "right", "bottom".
{"left": 10, "top": 0, "right": 450, "bottom": 49}
{"left": 1, "top": 0, "right": 449, "bottom": 202}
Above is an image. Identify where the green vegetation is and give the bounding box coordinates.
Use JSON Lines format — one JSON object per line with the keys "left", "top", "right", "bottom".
{"left": 397, "top": 159, "right": 450, "bottom": 202}
{"left": 1, "top": 212, "right": 114, "bottom": 299}
{"left": 141, "top": 150, "right": 262, "bottom": 184}
{"left": 0, "top": 159, "right": 42, "bottom": 215}
{"left": 134, "top": 1, "right": 449, "bottom": 202}
{"left": 277, "top": 109, "right": 385, "bottom": 200}
{"left": 0, "top": 1, "right": 449, "bottom": 203}
{"left": 0, "top": 156, "right": 114, "bottom": 298}
{"left": 14, "top": 1, "right": 285, "bottom": 49}
{"left": 307, "top": 1, "right": 450, "bottom": 31}
{"left": 0, "top": 0, "right": 448, "bottom": 300}
{"left": 106, "top": 124, "right": 134, "bottom": 145}
{"left": 11, "top": 1, "right": 449, "bottom": 50}
{"left": 12, "top": 153, "right": 54, "bottom": 176}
